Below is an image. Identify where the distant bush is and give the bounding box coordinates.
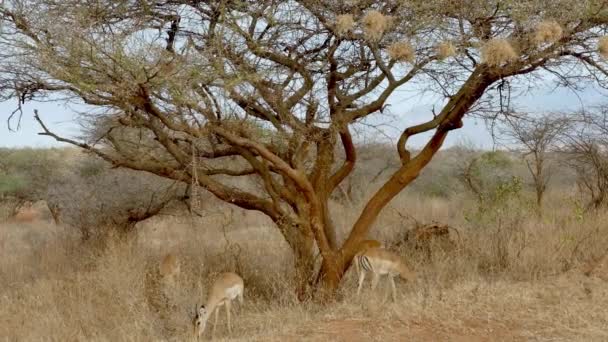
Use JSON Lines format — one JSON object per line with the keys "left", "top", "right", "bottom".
{"left": 0, "top": 174, "right": 28, "bottom": 195}
{"left": 458, "top": 150, "right": 520, "bottom": 206}
{"left": 0, "top": 148, "right": 67, "bottom": 218}
{"left": 48, "top": 156, "right": 188, "bottom": 242}
{"left": 409, "top": 150, "right": 465, "bottom": 198}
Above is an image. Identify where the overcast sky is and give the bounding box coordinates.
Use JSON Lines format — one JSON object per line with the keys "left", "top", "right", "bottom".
{"left": 1, "top": 82, "right": 606, "bottom": 149}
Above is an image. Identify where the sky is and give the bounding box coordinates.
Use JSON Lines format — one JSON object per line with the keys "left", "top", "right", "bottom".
{"left": 1, "top": 101, "right": 80, "bottom": 148}
{"left": 1, "top": 81, "right": 606, "bottom": 149}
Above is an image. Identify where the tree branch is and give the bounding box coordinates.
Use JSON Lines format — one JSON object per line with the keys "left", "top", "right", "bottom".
{"left": 328, "top": 127, "right": 356, "bottom": 192}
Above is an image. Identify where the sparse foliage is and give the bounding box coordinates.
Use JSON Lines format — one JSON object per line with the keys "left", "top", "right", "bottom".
{"left": 0, "top": 148, "right": 65, "bottom": 219}
{"left": 564, "top": 109, "right": 608, "bottom": 210}
{"left": 458, "top": 149, "right": 521, "bottom": 209}
{"left": 500, "top": 113, "right": 571, "bottom": 215}
{"left": 48, "top": 157, "right": 188, "bottom": 242}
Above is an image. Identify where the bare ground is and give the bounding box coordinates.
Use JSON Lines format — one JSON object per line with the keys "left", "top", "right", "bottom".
{"left": 235, "top": 272, "right": 608, "bottom": 342}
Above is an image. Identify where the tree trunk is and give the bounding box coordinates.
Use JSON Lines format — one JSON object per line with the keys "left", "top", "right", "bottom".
{"left": 47, "top": 202, "right": 62, "bottom": 225}
{"left": 294, "top": 237, "right": 316, "bottom": 301}
{"left": 535, "top": 185, "right": 544, "bottom": 217}
{"left": 315, "top": 253, "right": 342, "bottom": 300}
{"left": 277, "top": 220, "right": 316, "bottom": 301}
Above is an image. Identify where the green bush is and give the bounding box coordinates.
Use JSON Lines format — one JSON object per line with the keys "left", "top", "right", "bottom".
{"left": 0, "top": 147, "right": 66, "bottom": 205}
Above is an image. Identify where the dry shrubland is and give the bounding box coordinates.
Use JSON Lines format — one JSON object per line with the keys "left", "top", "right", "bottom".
{"left": 3, "top": 2, "right": 608, "bottom": 340}
{"left": 4, "top": 0, "right": 608, "bottom": 305}
{"left": 1, "top": 148, "right": 608, "bottom": 341}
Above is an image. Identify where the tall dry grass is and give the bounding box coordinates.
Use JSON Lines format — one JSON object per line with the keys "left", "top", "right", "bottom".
{"left": 1, "top": 188, "right": 608, "bottom": 340}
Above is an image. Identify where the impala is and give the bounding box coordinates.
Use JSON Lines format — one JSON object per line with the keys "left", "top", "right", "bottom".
{"left": 356, "top": 247, "right": 416, "bottom": 302}
{"left": 193, "top": 272, "right": 244, "bottom": 340}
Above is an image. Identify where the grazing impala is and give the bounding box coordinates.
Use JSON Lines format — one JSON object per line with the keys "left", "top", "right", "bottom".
{"left": 193, "top": 272, "right": 244, "bottom": 340}
{"left": 159, "top": 253, "right": 180, "bottom": 285}
{"left": 356, "top": 247, "right": 416, "bottom": 302}
{"left": 353, "top": 239, "right": 383, "bottom": 277}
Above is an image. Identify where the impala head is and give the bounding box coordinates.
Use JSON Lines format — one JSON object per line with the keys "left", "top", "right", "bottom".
{"left": 398, "top": 263, "right": 417, "bottom": 282}
{"left": 192, "top": 304, "right": 209, "bottom": 338}
{"left": 160, "top": 253, "right": 180, "bottom": 279}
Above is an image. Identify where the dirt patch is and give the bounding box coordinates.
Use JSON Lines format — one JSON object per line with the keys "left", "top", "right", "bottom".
{"left": 276, "top": 317, "right": 520, "bottom": 342}
{"left": 258, "top": 272, "right": 608, "bottom": 342}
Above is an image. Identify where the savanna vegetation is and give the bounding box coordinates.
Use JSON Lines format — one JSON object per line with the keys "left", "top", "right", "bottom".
{"left": 2, "top": 141, "right": 608, "bottom": 340}
{"left": 2, "top": 0, "right": 608, "bottom": 340}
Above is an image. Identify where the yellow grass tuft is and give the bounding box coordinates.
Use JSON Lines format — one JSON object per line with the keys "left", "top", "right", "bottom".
{"left": 335, "top": 14, "right": 355, "bottom": 36}
{"left": 481, "top": 38, "right": 518, "bottom": 67}
{"left": 362, "top": 10, "right": 391, "bottom": 42}
{"left": 534, "top": 20, "right": 563, "bottom": 45}
{"left": 388, "top": 41, "right": 415, "bottom": 63}
{"left": 436, "top": 41, "right": 457, "bottom": 60}
{"left": 599, "top": 36, "right": 608, "bottom": 59}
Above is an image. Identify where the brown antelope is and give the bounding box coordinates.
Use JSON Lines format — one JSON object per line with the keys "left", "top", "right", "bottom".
{"left": 193, "top": 272, "right": 244, "bottom": 340}
{"left": 356, "top": 247, "right": 416, "bottom": 302}
{"left": 159, "top": 253, "right": 181, "bottom": 287}
{"left": 353, "top": 239, "right": 383, "bottom": 277}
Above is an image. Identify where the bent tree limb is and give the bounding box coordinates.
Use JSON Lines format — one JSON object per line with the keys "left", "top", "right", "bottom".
{"left": 333, "top": 67, "right": 497, "bottom": 287}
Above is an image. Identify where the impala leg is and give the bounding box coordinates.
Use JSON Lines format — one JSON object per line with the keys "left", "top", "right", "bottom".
{"left": 226, "top": 300, "right": 232, "bottom": 334}
{"left": 371, "top": 273, "right": 380, "bottom": 292}
{"left": 390, "top": 276, "right": 397, "bottom": 302}
{"left": 357, "top": 270, "right": 366, "bottom": 296}
{"left": 383, "top": 276, "right": 391, "bottom": 303}
{"left": 212, "top": 306, "right": 219, "bottom": 339}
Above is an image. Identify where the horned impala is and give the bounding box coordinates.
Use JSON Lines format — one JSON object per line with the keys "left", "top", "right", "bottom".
{"left": 356, "top": 247, "right": 416, "bottom": 302}
{"left": 192, "top": 272, "right": 244, "bottom": 340}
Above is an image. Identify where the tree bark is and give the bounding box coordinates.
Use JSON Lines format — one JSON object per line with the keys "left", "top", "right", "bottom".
{"left": 535, "top": 182, "right": 544, "bottom": 217}
{"left": 276, "top": 220, "right": 316, "bottom": 301}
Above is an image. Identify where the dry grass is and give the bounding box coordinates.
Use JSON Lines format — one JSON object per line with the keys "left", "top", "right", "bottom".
{"left": 362, "top": 10, "right": 391, "bottom": 42}
{"left": 335, "top": 14, "right": 355, "bottom": 36}
{"left": 2, "top": 190, "right": 608, "bottom": 341}
{"left": 534, "top": 20, "right": 563, "bottom": 45}
{"left": 481, "top": 38, "right": 518, "bottom": 67}
{"left": 387, "top": 41, "right": 415, "bottom": 63}
{"left": 437, "top": 41, "right": 457, "bottom": 60}
{"left": 599, "top": 36, "right": 608, "bottom": 59}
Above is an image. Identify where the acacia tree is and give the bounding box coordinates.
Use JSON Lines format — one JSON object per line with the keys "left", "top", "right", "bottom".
{"left": 564, "top": 109, "right": 608, "bottom": 210}
{"left": 2, "top": 0, "right": 608, "bottom": 296}
{"left": 500, "top": 113, "right": 571, "bottom": 215}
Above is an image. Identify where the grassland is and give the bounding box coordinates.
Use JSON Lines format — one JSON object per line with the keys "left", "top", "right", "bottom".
{"left": 2, "top": 185, "right": 608, "bottom": 341}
